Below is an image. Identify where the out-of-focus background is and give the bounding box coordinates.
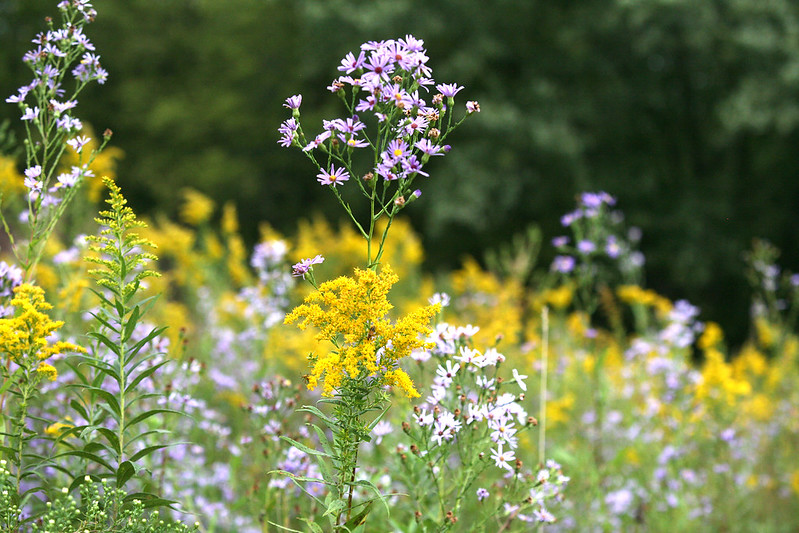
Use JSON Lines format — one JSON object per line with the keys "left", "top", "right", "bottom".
{"left": 3, "top": 0, "right": 798, "bottom": 346}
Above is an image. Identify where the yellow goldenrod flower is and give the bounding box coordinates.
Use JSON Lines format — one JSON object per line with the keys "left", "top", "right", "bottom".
{"left": 285, "top": 265, "right": 437, "bottom": 398}
{"left": 180, "top": 188, "right": 215, "bottom": 226}
{"left": 36, "top": 362, "right": 58, "bottom": 381}
{"left": 698, "top": 321, "right": 724, "bottom": 351}
{"left": 0, "top": 284, "right": 86, "bottom": 377}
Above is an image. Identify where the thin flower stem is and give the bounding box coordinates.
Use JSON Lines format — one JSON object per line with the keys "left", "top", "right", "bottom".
{"left": 539, "top": 306, "right": 549, "bottom": 466}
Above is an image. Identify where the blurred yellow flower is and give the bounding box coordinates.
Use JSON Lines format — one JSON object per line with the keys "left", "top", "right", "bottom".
{"left": 180, "top": 188, "right": 216, "bottom": 226}
{"left": 0, "top": 154, "right": 25, "bottom": 196}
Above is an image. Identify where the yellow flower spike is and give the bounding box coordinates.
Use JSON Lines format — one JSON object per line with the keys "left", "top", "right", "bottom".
{"left": 285, "top": 265, "right": 437, "bottom": 398}
{"left": 179, "top": 188, "right": 215, "bottom": 226}
{"left": 0, "top": 284, "right": 86, "bottom": 371}
{"left": 36, "top": 362, "right": 58, "bottom": 381}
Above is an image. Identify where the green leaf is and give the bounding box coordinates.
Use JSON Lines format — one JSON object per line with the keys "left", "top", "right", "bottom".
{"left": 116, "top": 460, "right": 135, "bottom": 486}
{"left": 265, "top": 521, "right": 304, "bottom": 533}
{"left": 122, "top": 305, "right": 140, "bottom": 342}
{"left": 349, "top": 479, "right": 390, "bottom": 517}
{"left": 68, "top": 399, "right": 89, "bottom": 422}
{"left": 80, "top": 386, "right": 122, "bottom": 419}
{"left": 323, "top": 498, "right": 347, "bottom": 517}
{"left": 297, "top": 517, "right": 324, "bottom": 533}
{"left": 0, "top": 367, "right": 24, "bottom": 395}
{"left": 278, "top": 435, "right": 330, "bottom": 457}
{"left": 126, "top": 408, "right": 182, "bottom": 428}
{"left": 308, "top": 423, "right": 336, "bottom": 462}
{"left": 297, "top": 404, "right": 336, "bottom": 426}
{"left": 87, "top": 331, "right": 123, "bottom": 357}
{"left": 343, "top": 501, "right": 374, "bottom": 531}
{"left": 57, "top": 449, "right": 114, "bottom": 472}
{"left": 125, "top": 326, "right": 168, "bottom": 359}
{"left": 96, "top": 427, "right": 121, "bottom": 454}
{"left": 124, "top": 359, "right": 170, "bottom": 395}
{"left": 128, "top": 443, "right": 169, "bottom": 463}
{"left": 87, "top": 309, "right": 121, "bottom": 334}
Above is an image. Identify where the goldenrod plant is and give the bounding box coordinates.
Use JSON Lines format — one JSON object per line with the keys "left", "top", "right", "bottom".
{"left": 56, "top": 177, "right": 178, "bottom": 499}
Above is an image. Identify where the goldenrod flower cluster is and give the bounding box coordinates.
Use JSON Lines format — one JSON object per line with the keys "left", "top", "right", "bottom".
{"left": 0, "top": 284, "right": 86, "bottom": 381}
{"left": 284, "top": 266, "right": 438, "bottom": 398}
{"left": 180, "top": 188, "right": 216, "bottom": 226}
{"left": 616, "top": 284, "right": 672, "bottom": 316}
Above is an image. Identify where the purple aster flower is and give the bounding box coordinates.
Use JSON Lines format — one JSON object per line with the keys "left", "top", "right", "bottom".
{"left": 561, "top": 210, "right": 581, "bottom": 227}
{"left": 533, "top": 507, "right": 556, "bottom": 523}
{"left": 401, "top": 155, "right": 428, "bottom": 177}
{"left": 791, "top": 273, "right": 799, "bottom": 287}
{"left": 415, "top": 138, "right": 444, "bottom": 156}
{"left": 67, "top": 135, "right": 91, "bottom": 153}
{"left": 50, "top": 99, "right": 78, "bottom": 114}
{"left": 277, "top": 118, "right": 299, "bottom": 147}
{"left": 581, "top": 191, "right": 616, "bottom": 208}
{"left": 24, "top": 165, "right": 42, "bottom": 180}
{"left": 552, "top": 255, "right": 575, "bottom": 273}
{"left": 56, "top": 171, "right": 80, "bottom": 188}
{"left": 56, "top": 115, "right": 82, "bottom": 132}
{"left": 362, "top": 50, "right": 394, "bottom": 83}
{"left": 577, "top": 240, "right": 596, "bottom": 254}
{"left": 385, "top": 41, "right": 416, "bottom": 71}
{"left": 552, "top": 235, "right": 569, "bottom": 248}
{"left": 291, "top": 255, "right": 324, "bottom": 278}
{"left": 335, "top": 116, "right": 366, "bottom": 135}
{"left": 403, "top": 116, "right": 429, "bottom": 136}
{"left": 283, "top": 94, "right": 302, "bottom": 110}
{"left": 21, "top": 106, "right": 40, "bottom": 121}
{"left": 338, "top": 50, "right": 366, "bottom": 73}
{"left": 302, "top": 130, "right": 331, "bottom": 152}
{"left": 605, "top": 235, "right": 622, "bottom": 258}
{"left": 383, "top": 83, "right": 414, "bottom": 109}
{"left": 384, "top": 138, "right": 410, "bottom": 161}
{"left": 355, "top": 95, "right": 377, "bottom": 112}
{"left": 400, "top": 35, "right": 425, "bottom": 52}
{"left": 412, "top": 189, "right": 422, "bottom": 198}
{"left": 316, "top": 165, "right": 350, "bottom": 186}
{"left": 339, "top": 134, "right": 369, "bottom": 149}
{"left": 436, "top": 83, "right": 464, "bottom": 98}
{"left": 376, "top": 160, "right": 399, "bottom": 181}
{"left": 476, "top": 488, "right": 490, "bottom": 501}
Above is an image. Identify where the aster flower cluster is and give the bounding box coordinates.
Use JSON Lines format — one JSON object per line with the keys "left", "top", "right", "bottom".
{"left": 550, "top": 192, "right": 645, "bottom": 314}
{"left": 278, "top": 36, "right": 478, "bottom": 266}
{"left": 743, "top": 239, "right": 799, "bottom": 354}
{"left": 3, "top": 0, "right": 111, "bottom": 273}
{"left": 0, "top": 261, "right": 25, "bottom": 317}
{"left": 397, "top": 303, "right": 567, "bottom": 528}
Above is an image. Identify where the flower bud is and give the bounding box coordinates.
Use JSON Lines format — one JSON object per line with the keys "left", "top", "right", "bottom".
{"left": 528, "top": 416, "right": 538, "bottom": 426}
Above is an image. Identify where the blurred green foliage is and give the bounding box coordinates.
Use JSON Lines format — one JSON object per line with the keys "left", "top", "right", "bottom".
{"left": 2, "top": 0, "right": 799, "bottom": 346}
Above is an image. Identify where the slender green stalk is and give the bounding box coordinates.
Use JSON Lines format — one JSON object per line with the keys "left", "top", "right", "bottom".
{"left": 539, "top": 306, "right": 549, "bottom": 466}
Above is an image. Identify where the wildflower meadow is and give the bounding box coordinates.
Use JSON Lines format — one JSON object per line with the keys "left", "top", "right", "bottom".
{"left": 1, "top": 2, "right": 798, "bottom": 532}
